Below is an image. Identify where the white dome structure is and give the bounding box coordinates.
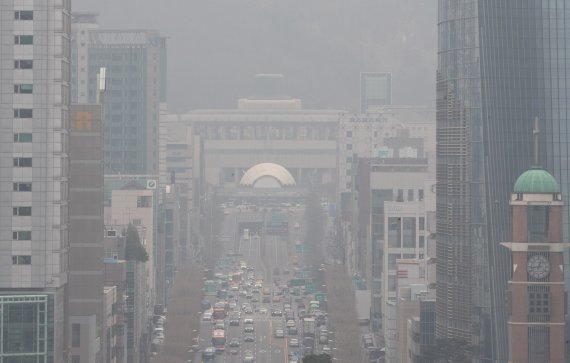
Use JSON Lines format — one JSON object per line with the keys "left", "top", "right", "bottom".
{"left": 240, "top": 163, "right": 296, "bottom": 188}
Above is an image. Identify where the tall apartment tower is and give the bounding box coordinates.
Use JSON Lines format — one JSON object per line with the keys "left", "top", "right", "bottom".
{"left": 436, "top": 2, "right": 570, "bottom": 361}
{"left": 502, "top": 167, "right": 567, "bottom": 363}
{"left": 71, "top": 13, "right": 167, "bottom": 175}
{"left": 0, "top": 1, "right": 71, "bottom": 362}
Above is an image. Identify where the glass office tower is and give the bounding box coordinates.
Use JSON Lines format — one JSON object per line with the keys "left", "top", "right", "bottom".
{"left": 436, "top": 1, "right": 570, "bottom": 362}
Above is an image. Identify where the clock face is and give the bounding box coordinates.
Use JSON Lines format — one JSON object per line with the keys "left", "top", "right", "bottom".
{"left": 527, "top": 255, "right": 550, "bottom": 279}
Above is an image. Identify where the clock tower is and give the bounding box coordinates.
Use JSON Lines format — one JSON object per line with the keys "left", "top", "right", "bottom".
{"left": 502, "top": 166, "right": 568, "bottom": 363}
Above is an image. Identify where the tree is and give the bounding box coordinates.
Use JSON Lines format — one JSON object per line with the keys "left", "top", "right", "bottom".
{"left": 124, "top": 224, "right": 149, "bottom": 262}
{"left": 423, "top": 338, "right": 474, "bottom": 363}
{"left": 303, "top": 353, "right": 332, "bottom": 363}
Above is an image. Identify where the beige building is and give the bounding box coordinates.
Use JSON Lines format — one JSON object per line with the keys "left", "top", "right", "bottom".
{"left": 102, "top": 286, "right": 118, "bottom": 363}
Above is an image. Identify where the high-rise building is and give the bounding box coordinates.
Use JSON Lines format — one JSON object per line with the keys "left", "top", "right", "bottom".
{"left": 71, "top": 13, "right": 167, "bottom": 175}
{"left": 360, "top": 72, "right": 391, "bottom": 113}
{"left": 0, "top": 1, "right": 70, "bottom": 362}
{"left": 436, "top": 2, "right": 570, "bottom": 361}
{"left": 502, "top": 167, "right": 567, "bottom": 363}
{"left": 68, "top": 103, "right": 104, "bottom": 362}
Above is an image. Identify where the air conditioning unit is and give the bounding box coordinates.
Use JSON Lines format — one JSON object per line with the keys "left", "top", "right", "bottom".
{"left": 146, "top": 179, "right": 157, "bottom": 189}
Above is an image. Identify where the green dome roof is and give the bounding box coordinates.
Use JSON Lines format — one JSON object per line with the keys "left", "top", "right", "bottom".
{"left": 513, "top": 168, "right": 560, "bottom": 193}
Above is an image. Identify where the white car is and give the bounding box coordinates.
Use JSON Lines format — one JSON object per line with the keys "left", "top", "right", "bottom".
{"left": 202, "top": 313, "right": 212, "bottom": 322}
{"left": 289, "top": 338, "right": 299, "bottom": 347}
{"left": 244, "top": 318, "right": 254, "bottom": 324}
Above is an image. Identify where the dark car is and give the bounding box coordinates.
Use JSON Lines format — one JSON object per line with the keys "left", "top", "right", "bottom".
{"left": 244, "top": 333, "right": 255, "bottom": 342}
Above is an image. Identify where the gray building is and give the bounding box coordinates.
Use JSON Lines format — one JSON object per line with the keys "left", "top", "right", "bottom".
{"left": 0, "top": 1, "right": 70, "bottom": 362}
{"left": 436, "top": 1, "right": 570, "bottom": 361}
{"left": 360, "top": 72, "right": 391, "bottom": 113}
{"left": 68, "top": 104, "right": 104, "bottom": 363}
{"left": 71, "top": 13, "right": 167, "bottom": 175}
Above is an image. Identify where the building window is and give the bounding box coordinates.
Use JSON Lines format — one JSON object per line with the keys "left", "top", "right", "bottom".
{"left": 132, "top": 218, "right": 142, "bottom": 226}
{"left": 14, "top": 11, "right": 33, "bottom": 20}
{"left": 528, "top": 285, "right": 550, "bottom": 315}
{"left": 14, "top": 35, "right": 33, "bottom": 45}
{"left": 346, "top": 130, "right": 353, "bottom": 137}
{"left": 397, "top": 189, "right": 404, "bottom": 202}
{"left": 14, "top": 60, "right": 33, "bottom": 69}
{"left": 418, "top": 189, "right": 424, "bottom": 200}
{"left": 528, "top": 326, "right": 550, "bottom": 362}
{"left": 346, "top": 156, "right": 353, "bottom": 163}
{"left": 346, "top": 144, "right": 353, "bottom": 150}
{"left": 419, "top": 236, "right": 425, "bottom": 249}
{"left": 407, "top": 189, "right": 414, "bottom": 201}
{"left": 13, "top": 182, "right": 32, "bottom": 192}
{"left": 419, "top": 217, "right": 425, "bottom": 230}
{"left": 528, "top": 206, "right": 549, "bottom": 242}
{"left": 14, "top": 133, "right": 32, "bottom": 142}
{"left": 12, "top": 255, "right": 31, "bottom": 265}
{"left": 137, "top": 196, "right": 151, "bottom": 208}
{"left": 13, "top": 158, "right": 32, "bottom": 167}
{"left": 388, "top": 217, "right": 402, "bottom": 248}
{"left": 402, "top": 218, "right": 416, "bottom": 248}
{"left": 13, "top": 231, "right": 31, "bottom": 240}
{"left": 14, "top": 109, "right": 33, "bottom": 118}
{"left": 72, "top": 324, "right": 81, "bottom": 347}
{"left": 71, "top": 356, "right": 80, "bottom": 363}
{"left": 13, "top": 207, "right": 32, "bottom": 216}
{"left": 14, "top": 84, "right": 33, "bottom": 94}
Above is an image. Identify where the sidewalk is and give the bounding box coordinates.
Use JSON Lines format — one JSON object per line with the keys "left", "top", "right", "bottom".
{"left": 152, "top": 264, "right": 204, "bottom": 363}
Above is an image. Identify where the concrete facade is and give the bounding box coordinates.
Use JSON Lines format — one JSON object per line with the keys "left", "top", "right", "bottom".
{"left": 0, "top": 1, "right": 71, "bottom": 361}
{"left": 161, "top": 104, "right": 341, "bottom": 194}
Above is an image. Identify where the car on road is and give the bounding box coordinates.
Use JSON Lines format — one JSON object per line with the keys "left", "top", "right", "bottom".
{"left": 319, "top": 334, "right": 328, "bottom": 345}
{"left": 274, "top": 329, "right": 285, "bottom": 338}
{"left": 244, "top": 318, "right": 254, "bottom": 324}
{"left": 214, "top": 322, "right": 225, "bottom": 330}
{"left": 229, "top": 318, "right": 240, "bottom": 326}
{"left": 258, "top": 307, "right": 267, "bottom": 314}
{"left": 229, "top": 338, "right": 240, "bottom": 347}
{"left": 202, "top": 312, "right": 212, "bottom": 322}
{"left": 286, "top": 320, "right": 296, "bottom": 328}
{"left": 288, "top": 326, "right": 298, "bottom": 335}
{"left": 322, "top": 345, "right": 331, "bottom": 354}
{"left": 230, "top": 349, "right": 239, "bottom": 355}
{"left": 243, "top": 350, "right": 255, "bottom": 362}
{"left": 244, "top": 333, "right": 255, "bottom": 342}
{"left": 271, "top": 309, "right": 282, "bottom": 317}
{"left": 244, "top": 307, "right": 253, "bottom": 315}
{"left": 244, "top": 325, "right": 255, "bottom": 333}
{"left": 289, "top": 338, "right": 299, "bottom": 347}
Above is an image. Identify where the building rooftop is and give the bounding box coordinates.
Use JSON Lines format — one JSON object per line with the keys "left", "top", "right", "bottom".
{"left": 513, "top": 167, "right": 560, "bottom": 194}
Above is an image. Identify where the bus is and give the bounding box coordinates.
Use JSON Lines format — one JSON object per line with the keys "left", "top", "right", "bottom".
{"left": 212, "top": 329, "right": 226, "bottom": 349}
{"left": 213, "top": 305, "right": 226, "bottom": 321}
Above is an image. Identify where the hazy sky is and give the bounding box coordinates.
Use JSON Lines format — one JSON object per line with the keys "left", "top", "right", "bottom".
{"left": 73, "top": 0, "right": 437, "bottom": 113}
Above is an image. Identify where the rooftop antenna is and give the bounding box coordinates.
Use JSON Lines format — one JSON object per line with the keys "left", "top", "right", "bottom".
{"left": 533, "top": 117, "right": 540, "bottom": 167}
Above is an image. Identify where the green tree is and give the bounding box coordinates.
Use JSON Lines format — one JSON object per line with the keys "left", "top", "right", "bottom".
{"left": 302, "top": 353, "right": 332, "bottom": 363}
{"left": 124, "top": 224, "right": 149, "bottom": 262}
{"left": 423, "top": 338, "right": 474, "bottom": 363}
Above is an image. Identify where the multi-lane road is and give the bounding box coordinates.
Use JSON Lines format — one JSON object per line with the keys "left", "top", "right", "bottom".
{"left": 192, "top": 204, "right": 307, "bottom": 363}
